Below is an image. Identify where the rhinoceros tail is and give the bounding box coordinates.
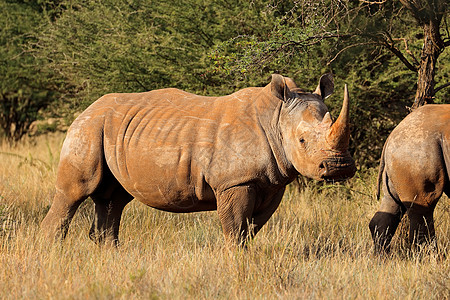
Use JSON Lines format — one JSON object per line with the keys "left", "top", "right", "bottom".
{"left": 441, "top": 135, "right": 450, "bottom": 197}
{"left": 376, "top": 141, "right": 388, "bottom": 201}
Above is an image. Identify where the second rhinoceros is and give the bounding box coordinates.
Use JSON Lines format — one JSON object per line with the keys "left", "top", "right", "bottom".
{"left": 370, "top": 104, "right": 450, "bottom": 253}
{"left": 41, "top": 74, "right": 356, "bottom": 245}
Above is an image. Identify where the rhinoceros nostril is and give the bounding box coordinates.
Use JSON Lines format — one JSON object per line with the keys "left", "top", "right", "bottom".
{"left": 319, "top": 161, "right": 328, "bottom": 177}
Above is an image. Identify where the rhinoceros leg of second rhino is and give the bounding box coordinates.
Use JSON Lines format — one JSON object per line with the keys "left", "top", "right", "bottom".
{"left": 216, "top": 184, "right": 257, "bottom": 246}
{"left": 89, "top": 171, "right": 133, "bottom": 246}
{"left": 407, "top": 206, "right": 436, "bottom": 247}
{"left": 369, "top": 176, "right": 404, "bottom": 253}
{"left": 395, "top": 168, "right": 443, "bottom": 248}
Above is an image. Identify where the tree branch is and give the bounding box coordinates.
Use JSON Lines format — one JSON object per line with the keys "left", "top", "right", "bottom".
{"left": 378, "top": 31, "right": 418, "bottom": 72}
{"left": 293, "top": 33, "right": 357, "bottom": 44}
{"left": 444, "top": 14, "right": 450, "bottom": 41}
{"left": 232, "top": 32, "right": 359, "bottom": 71}
{"left": 327, "top": 42, "right": 378, "bottom": 65}
{"left": 395, "top": 37, "right": 420, "bottom": 66}
{"left": 433, "top": 82, "right": 450, "bottom": 95}
{"left": 385, "top": 44, "right": 418, "bottom": 72}
{"left": 360, "top": 0, "right": 388, "bottom": 4}
{"left": 399, "top": 0, "right": 425, "bottom": 23}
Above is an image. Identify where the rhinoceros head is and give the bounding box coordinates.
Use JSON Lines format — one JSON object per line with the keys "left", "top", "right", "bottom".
{"left": 272, "top": 73, "right": 356, "bottom": 181}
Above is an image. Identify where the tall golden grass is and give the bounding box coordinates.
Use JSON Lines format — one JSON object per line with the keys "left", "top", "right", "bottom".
{"left": 0, "top": 133, "right": 448, "bottom": 299}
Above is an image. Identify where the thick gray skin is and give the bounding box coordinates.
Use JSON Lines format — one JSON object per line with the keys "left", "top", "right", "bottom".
{"left": 370, "top": 104, "right": 450, "bottom": 253}
{"left": 41, "top": 74, "right": 356, "bottom": 246}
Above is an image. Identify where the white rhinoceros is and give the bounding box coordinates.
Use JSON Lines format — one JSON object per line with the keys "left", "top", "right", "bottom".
{"left": 41, "top": 74, "right": 356, "bottom": 245}
{"left": 370, "top": 104, "right": 450, "bottom": 253}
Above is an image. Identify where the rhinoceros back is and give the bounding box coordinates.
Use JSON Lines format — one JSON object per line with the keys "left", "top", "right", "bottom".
{"left": 63, "top": 87, "right": 276, "bottom": 211}
{"left": 381, "top": 104, "right": 450, "bottom": 206}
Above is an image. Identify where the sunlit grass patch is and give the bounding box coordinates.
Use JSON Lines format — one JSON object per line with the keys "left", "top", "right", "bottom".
{"left": 0, "top": 133, "right": 448, "bottom": 299}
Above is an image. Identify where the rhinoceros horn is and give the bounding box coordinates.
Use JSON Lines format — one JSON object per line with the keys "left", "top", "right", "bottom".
{"left": 326, "top": 84, "right": 350, "bottom": 151}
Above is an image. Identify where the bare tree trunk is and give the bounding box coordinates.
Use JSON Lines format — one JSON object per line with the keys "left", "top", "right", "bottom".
{"left": 411, "top": 20, "right": 444, "bottom": 109}
{"left": 399, "top": 0, "right": 448, "bottom": 109}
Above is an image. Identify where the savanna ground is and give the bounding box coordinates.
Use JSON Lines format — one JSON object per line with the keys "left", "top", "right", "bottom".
{"left": 0, "top": 133, "right": 449, "bottom": 299}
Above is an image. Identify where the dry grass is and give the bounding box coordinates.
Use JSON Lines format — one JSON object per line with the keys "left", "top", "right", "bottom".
{"left": 0, "top": 133, "right": 449, "bottom": 299}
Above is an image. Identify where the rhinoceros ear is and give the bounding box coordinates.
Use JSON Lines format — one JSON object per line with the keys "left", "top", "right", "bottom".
{"left": 284, "top": 77, "right": 298, "bottom": 91}
{"left": 314, "top": 73, "right": 334, "bottom": 100}
{"left": 271, "top": 74, "right": 294, "bottom": 102}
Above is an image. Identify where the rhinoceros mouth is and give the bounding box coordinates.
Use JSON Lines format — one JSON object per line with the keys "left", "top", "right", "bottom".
{"left": 319, "top": 155, "right": 356, "bottom": 182}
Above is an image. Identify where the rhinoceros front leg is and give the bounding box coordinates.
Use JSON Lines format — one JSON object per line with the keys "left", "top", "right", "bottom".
{"left": 89, "top": 184, "right": 133, "bottom": 247}
{"left": 251, "top": 188, "right": 285, "bottom": 236}
{"left": 216, "top": 184, "right": 257, "bottom": 246}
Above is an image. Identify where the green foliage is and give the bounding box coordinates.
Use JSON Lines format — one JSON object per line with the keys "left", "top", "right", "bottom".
{"left": 209, "top": 0, "right": 448, "bottom": 168}
{"left": 1, "top": 0, "right": 448, "bottom": 168}
{"left": 0, "top": 1, "right": 62, "bottom": 142}
{"left": 34, "top": 0, "right": 278, "bottom": 110}
{"left": 434, "top": 49, "right": 450, "bottom": 103}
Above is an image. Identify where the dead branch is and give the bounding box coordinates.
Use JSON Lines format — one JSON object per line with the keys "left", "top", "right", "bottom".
{"left": 327, "top": 42, "right": 378, "bottom": 65}
{"left": 242, "top": 32, "right": 358, "bottom": 70}
{"left": 360, "top": 0, "right": 388, "bottom": 4}
{"left": 395, "top": 38, "right": 420, "bottom": 66}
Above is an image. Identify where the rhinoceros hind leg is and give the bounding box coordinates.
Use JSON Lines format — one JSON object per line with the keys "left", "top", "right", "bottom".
{"left": 89, "top": 178, "right": 133, "bottom": 246}
{"left": 40, "top": 190, "right": 86, "bottom": 241}
{"left": 369, "top": 211, "right": 402, "bottom": 254}
{"left": 216, "top": 184, "right": 257, "bottom": 246}
{"left": 41, "top": 127, "right": 106, "bottom": 241}
{"left": 407, "top": 207, "right": 436, "bottom": 247}
{"left": 369, "top": 175, "right": 404, "bottom": 254}
{"left": 41, "top": 156, "right": 103, "bottom": 241}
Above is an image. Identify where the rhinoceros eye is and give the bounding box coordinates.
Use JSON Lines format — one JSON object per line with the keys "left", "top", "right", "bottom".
{"left": 299, "top": 138, "right": 305, "bottom": 143}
